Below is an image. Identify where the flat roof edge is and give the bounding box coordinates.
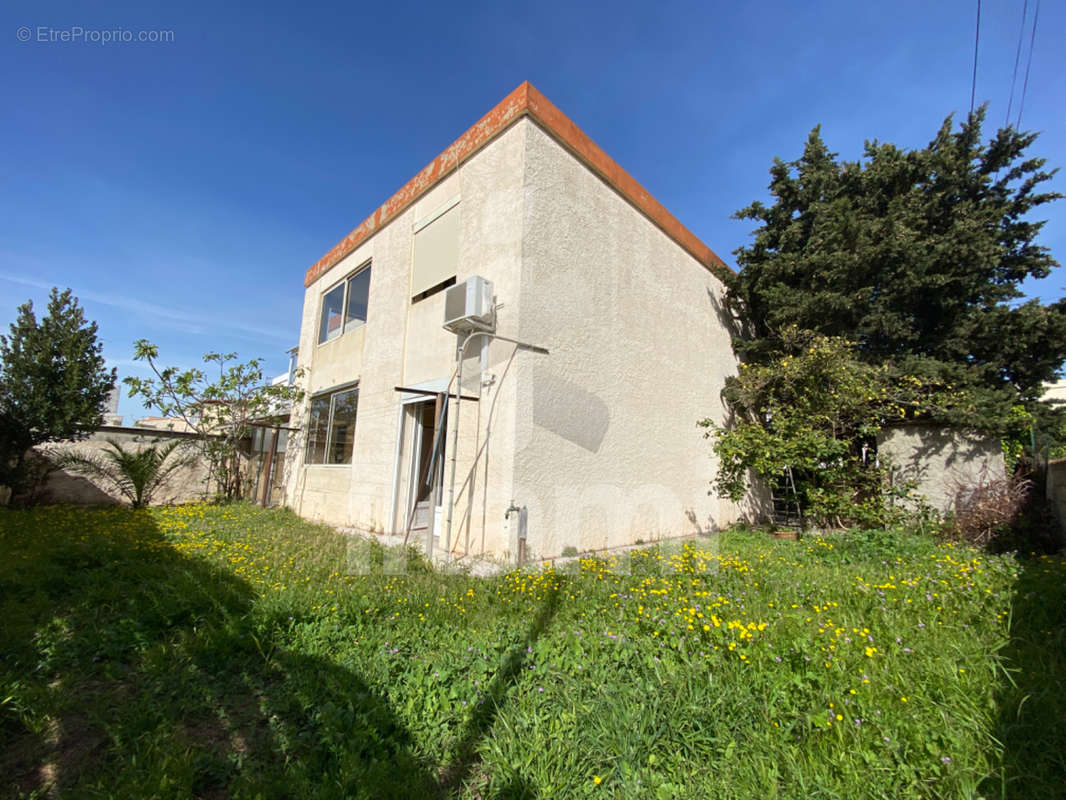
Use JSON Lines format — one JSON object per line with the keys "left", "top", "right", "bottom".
{"left": 304, "top": 81, "right": 728, "bottom": 288}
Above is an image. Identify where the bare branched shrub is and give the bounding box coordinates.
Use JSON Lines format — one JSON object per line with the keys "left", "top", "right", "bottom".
{"left": 948, "top": 467, "right": 1033, "bottom": 547}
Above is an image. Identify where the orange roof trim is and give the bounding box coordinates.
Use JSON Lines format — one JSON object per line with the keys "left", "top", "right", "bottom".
{"left": 304, "top": 81, "right": 727, "bottom": 287}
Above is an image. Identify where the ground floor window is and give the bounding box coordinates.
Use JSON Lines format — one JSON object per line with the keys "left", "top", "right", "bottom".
{"left": 305, "top": 384, "right": 359, "bottom": 464}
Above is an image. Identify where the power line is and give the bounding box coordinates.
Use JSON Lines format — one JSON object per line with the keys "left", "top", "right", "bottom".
{"left": 1006, "top": 0, "right": 1029, "bottom": 127}
{"left": 969, "top": 0, "right": 981, "bottom": 115}
{"left": 1016, "top": 0, "right": 1041, "bottom": 129}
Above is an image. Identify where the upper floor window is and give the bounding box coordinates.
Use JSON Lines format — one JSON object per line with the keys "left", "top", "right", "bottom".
{"left": 318, "top": 263, "right": 371, "bottom": 344}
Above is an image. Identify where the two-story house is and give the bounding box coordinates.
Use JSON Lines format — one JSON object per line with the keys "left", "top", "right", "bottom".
{"left": 284, "top": 82, "right": 743, "bottom": 562}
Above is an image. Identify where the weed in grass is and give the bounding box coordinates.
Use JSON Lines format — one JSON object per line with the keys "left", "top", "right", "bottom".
{"left": 1, "top": 504, "right": 1063, "bottom": 798}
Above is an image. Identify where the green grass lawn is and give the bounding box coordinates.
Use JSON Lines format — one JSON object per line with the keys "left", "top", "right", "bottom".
{"left": 1, "top": 504, "right": 1063, "bottom": 799}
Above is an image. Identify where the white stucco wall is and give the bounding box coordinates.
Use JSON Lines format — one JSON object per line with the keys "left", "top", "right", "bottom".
{"left": 286, "top": 123, "right": 528, "bottom": 554}
{"left": 509, "top": 121, "right": 739, "bottom": 559}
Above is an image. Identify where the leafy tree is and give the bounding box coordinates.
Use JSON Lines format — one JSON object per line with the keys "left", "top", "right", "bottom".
{"left": 124, "top": 341, "right": 302, "bottom": 501}
{"left": 50, "top": 438, "right": 196, "bottom": 508}
{"left": 713, "top": 107, "right": 1064, "bottom": 429}
{"left": 0, "top": 288, "right": 116, "bottom": 493}
{"left": 701, "top": 329, "right": 954, "bottom": 528}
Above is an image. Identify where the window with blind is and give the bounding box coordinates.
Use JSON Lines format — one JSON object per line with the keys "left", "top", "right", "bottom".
{"left": 411, "top": 198, "right": 459, "bottom": 300}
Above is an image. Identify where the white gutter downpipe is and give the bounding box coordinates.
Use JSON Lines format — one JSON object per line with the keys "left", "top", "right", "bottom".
{"left": 443, "top": 331, "right": 548, "bottom": 559}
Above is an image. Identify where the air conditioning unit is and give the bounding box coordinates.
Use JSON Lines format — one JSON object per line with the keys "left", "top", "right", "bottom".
{"left": 443, "top": 276, "right": 495, "bottom": 333}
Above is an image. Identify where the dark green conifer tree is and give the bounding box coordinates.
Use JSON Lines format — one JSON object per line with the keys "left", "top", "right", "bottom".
{"left": 0, "top": 288, "right": 116, "bottom": 492}
{"left": 714, "top": 107, "right": 1064, "bottom": 429}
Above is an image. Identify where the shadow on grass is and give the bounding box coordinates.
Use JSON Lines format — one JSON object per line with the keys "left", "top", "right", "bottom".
{"left": 981, "top": 553, "right": 1066, "bottom": 799}
{"left": 437, "top": 584, "right": 562, "bottom": 797}
{"left": 0, "top": 506, "right": 438, "bottom": 799}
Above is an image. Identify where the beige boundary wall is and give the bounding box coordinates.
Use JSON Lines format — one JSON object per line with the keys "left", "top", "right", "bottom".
{"left": 877, "top": 423, "right": 1006, "bottom": 512}
{"left": 30, "top": 426, "right": 209, "bottom": 506}
{"left": 285, "top": 113, "right": 744, "bottom": 562}
{"left": 1047, "top": 458, "right": 1066, "bottom": 546}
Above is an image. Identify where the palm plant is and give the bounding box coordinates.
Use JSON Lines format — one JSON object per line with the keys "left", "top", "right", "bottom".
{"left": 52, "top": 438, "right": 196, "bottom": 508}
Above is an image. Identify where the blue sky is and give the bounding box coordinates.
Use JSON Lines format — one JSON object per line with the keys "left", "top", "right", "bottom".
{"left": 2, "top": 0, "right": 1064, "bottom": 422}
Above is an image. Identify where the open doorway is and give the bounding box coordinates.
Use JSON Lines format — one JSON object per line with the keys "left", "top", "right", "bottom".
{"left": 396, "top": 396, "right": 446, "bottom": 544}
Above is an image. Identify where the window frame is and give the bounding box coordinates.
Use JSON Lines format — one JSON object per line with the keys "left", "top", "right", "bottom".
{"left": 304, "top": 382, "right": 359, "bottom": 466}
{"left": 317, "top": 261, "right": 372, "bottom": 346}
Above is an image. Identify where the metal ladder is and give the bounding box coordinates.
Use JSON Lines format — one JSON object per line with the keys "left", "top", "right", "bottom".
{"left": 771, "top": 466, "right": 803, "bottom": 529}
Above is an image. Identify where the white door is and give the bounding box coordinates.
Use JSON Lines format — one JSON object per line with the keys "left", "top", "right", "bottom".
{"left": 399, "top": 397, "right": 446, "bottom": 541}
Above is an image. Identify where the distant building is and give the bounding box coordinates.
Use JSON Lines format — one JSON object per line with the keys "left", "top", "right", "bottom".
{"left": 1045, "top": 380, "right": 1066, "bottom": 406}
{"left": 134, "top": 416, "right": 197, "bottom": 433}
{"left": 101, "top": 383, "right": 123, "bottom": 427}
{"left": 247, "top": 347, "right": 301, "bottom": 508}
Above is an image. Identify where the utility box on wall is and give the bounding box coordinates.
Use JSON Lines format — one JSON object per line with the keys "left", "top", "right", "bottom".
{"left": 443, "top": 276, "right": 494, "bottom": 333}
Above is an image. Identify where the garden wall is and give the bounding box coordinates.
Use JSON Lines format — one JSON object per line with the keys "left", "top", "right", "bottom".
{"left": 31, "top": 426, "right": 209, "bottom": 506}
{"left": 1046, "top": 458, "right": 1066, "bottom": 547}
{"left": 878, "top": 423, "right": 1006, "bottom": 512}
